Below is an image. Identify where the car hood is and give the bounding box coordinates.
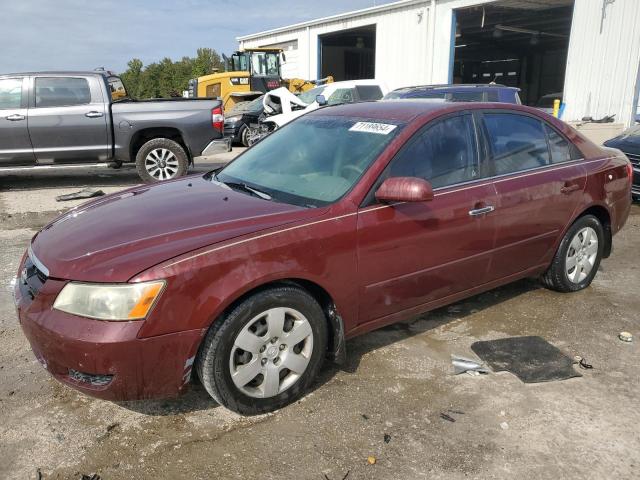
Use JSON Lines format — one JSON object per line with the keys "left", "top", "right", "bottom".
{"left": 31, "top": 175, "right": 322, "bottom": 282}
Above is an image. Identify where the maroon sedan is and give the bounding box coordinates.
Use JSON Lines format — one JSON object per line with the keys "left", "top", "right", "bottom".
{"left": 15, "top": 101, "right": 632, "bottom": 414}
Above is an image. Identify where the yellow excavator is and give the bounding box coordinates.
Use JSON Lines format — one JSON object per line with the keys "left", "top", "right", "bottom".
{"left": 188, "top": 48, "right": 332, "bottom": 112}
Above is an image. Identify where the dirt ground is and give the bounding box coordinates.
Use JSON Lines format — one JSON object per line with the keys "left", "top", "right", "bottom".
{"left": 0, "top": 155, "right": 638, "bottom": 480}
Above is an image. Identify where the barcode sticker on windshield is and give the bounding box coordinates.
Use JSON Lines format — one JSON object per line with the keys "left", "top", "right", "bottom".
{"left": 349, "top": 122, "right": 397, "bottom": 135}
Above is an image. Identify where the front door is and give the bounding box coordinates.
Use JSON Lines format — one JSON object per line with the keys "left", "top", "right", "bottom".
{"left": 27, "top": 75, "right": 109, "bottom": 163}
{"left": 357, "top": 113, "right": 498, "bottom": 325}
{"left": 0, "top": 77, "right": 35, "bottom": 165}
{"left": 480, "top": 111, "right": 586, "bottom": 279}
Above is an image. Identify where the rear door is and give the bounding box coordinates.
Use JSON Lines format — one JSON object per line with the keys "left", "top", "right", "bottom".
{"left": 356, "top": 113, "right": 498, "bottom": 324}
{"left": 0, "top": 77, "right": 35, "bottom": 165}
{"left": 27, "top": 75, "right": 109, "bottom": 163}
{"left": 480, "top": 111, "right": 586, "bottom": 280}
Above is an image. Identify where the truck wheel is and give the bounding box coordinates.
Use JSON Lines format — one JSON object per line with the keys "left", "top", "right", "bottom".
{"left": 196, "top": 286, "right": 328, "bottom": 415}
{"left": 135, "top": 138, "right": 188, "bottom": 183}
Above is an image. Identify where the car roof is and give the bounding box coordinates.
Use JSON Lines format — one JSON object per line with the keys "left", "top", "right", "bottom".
{"left": 309, "top": 100, "right": 541, "bottom": 123}
{"left": 0, "top": 71, "right": 110, "bottom": 78}
{"left": 392, "top": 83, "right": 520, "bottom": 93}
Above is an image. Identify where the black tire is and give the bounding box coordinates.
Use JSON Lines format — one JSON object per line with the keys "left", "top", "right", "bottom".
{"left": 541, "top": 214, "right": 604, "bottom": 292}
{"left": 135, "top": 138, "right": 189, "bottom": 183}
{"left": 239, "top": 125, "right": 250, "bottom": 147}
{"left": 196, "top": 286, "right": 328, "bottom": 415}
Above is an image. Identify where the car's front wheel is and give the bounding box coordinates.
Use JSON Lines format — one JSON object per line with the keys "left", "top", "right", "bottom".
{"left": 196, "top": 286, "right": 328, "bottom": 415}
{"left": 541, "top": 214, "right": 604, "bottom": 292}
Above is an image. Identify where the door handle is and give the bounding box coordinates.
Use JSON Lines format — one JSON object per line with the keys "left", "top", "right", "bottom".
{"left": 6, "top": 114, "right": 25, "bottom": 121}
{"left": 85, "top": 111, "right": 104, "bottom": 118}
{"left": 560, "top": 183, "right": 580, "bottom": 194}
{"left": 468, "top": 205, "right": 495, "bottom": 216}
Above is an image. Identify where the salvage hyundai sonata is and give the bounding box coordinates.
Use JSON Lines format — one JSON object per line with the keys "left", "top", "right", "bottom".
{"left": 16, "top": 101, "right": 632, "bottom": 414}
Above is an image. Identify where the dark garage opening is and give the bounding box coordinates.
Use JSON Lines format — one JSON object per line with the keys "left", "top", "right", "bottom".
{"left": 319, "top": 25, "right": 376, "bottom": 81}
{"left": 453, "top": 0, "right": 574, "bottom": 106}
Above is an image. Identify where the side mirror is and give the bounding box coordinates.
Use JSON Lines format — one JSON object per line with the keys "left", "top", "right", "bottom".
{"left": 316, "top": 94, "right": 328, "bottom": 106}
{"left": 375, "top": 177, "right": 434, "bottom": 203}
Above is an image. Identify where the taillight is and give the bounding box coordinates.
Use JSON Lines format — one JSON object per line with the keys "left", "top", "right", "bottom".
{"left": 212, "top": 106, "right": 224, "bottom": 132}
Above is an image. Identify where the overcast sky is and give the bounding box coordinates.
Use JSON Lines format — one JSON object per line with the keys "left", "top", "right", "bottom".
{"left": 2, "top": 0, "right": 394, "bottom": 74}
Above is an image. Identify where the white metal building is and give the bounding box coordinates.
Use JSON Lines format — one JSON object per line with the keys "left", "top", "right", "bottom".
{"left": 238, "top": 0, "right": 640, "bottom": 127}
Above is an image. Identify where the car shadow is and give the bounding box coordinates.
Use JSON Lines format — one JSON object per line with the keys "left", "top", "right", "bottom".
{"left": 118, "top": 278, "right": 540, "bottom": 417}
{"left": 334, "top": 278, "right": 541, "bottom": 376}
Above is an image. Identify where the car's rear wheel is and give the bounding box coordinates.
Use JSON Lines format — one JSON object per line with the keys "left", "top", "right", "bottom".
{"left": 239, "top": 125, "right": 250, "bottom": 147}
{"left": 541, "top": 214, "right": 604, "bottom": 292}
{"left": 196, "top": 286, "right": 328, "bottom": 415}
{"left": 135, "top": 138, "right": 189, "bottom": 183}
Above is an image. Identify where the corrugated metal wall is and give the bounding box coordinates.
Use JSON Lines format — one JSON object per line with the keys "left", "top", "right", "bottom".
{"left": 563, "top": 0, "right": 640, "bottom": 126}
{"left": 240, "top": 2, "right": 431, "bottom": 91}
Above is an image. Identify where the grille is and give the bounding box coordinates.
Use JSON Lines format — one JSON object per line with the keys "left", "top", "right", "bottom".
{"left": 18, "top": 256, "right": 48, "bottom": 300}
{"left": 68, "top": 369, "right": 113, "bottom": 387}
{"left": 624, "top": 151, "right": 640, "bottom": 166}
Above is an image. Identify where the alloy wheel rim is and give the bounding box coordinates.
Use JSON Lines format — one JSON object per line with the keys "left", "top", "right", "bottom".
{"left": 145, "top": 148, "right": 179, "bottom": 180}
{"left": 229, "top": 307, "right": 313, "bottom": 399}
{"left": 566, "top": 226, "right": 598, "bottom": 283}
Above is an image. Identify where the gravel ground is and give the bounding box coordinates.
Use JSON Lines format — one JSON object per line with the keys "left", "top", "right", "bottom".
{"left": 0, "top": 157, "right": 638, "bottom": 480}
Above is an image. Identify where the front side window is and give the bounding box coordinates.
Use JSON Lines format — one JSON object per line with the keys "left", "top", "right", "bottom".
{"left": 216, "top": 115, "right": 403, "bottom": 207}
{"left": 0, "top": 78, "right": 22, "bottom": 109}
{"left": 35, "top": 77, "right": 91, "bottom": 108}
{"left": 388, "top": 114, "right": 478, "bottom": 189}
{"left": 483, "top": 113, "right": 550, "bottom": 175}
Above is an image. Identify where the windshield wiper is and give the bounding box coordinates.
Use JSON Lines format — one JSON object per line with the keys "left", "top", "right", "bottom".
{"left": 214, "top": 175, "right": 272, "bottom": 200}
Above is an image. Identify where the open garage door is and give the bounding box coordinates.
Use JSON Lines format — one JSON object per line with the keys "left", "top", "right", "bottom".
{"left": 319, "top": 25, "right": 376, "bottom": 81}
{"left": 453, "top": 0, "right": 574, "bottom": 106}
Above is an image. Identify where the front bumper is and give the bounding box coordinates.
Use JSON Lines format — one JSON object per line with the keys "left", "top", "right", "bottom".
{"left": 15, "top": 272, "right": 204, "bottom": 401}
{"left": 201, "top": 137, "right": 232, "bottom": 156}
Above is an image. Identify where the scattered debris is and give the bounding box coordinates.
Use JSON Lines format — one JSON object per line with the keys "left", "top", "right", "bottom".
{"left": 367, "top": 456, "right": 377, "bottom": 465}
{"left": 106, "top": 422, "right": 119, "bottom": 432}
{"left": 578, "top": 358, "right": 593, "bottom": 370}
{"left": 471, "top": 336, "right": 581, "bottom": 383}
{"left": 80, "top": 475, "right": 101, "bottom": 480}
{"left": 361, "top": 414, "right": 369, "bottom": 420}
{"left": 440, "top": 413, "right": 456, "bottom": 423}
{"left": 56, "top": 188, "right": 105, "bottom": 202}
{"left": 451, "top": 355, "right": 490, "bottom": 375}
{"left": 447, "top": 409, "right": 464, "bottom": 415}
{"left": 500, "top": 422, "right": 509, "bottom": 430}
{"left": 383, "top": 433, "right": 391, "bottom": 444}
{"left": 36, "top": 468, "right": 43, "bottom": 480}
{"left": 619, "top": 332, "right": 633, "bottom": 343}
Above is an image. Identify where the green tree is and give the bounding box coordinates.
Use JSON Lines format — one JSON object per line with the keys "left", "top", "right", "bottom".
{"left": 120, "top": 48, "right": 224, "bottom": 99}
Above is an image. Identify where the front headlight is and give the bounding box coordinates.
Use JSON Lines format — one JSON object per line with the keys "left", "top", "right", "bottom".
{"left": 53, "top": 281, "right": 165, "bottom": 321}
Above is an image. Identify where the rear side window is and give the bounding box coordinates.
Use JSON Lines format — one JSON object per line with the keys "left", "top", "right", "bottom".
{"left": 35, "top": 77, "right": 91, "bottom": 108}
{"left": 545, "top": 124, "right": 573, "bottom": 164}
{"left": 486, "top": 91, "right": 499, "bottom": 102}
{"left": 0, "top": 78, "right": 22, "bottom": 109}
{"left": 388, "top": 114, "right": 478, "bottom": 189}
{"left": 356, "top": 85, "right": 383, "bottom": 101}
{"left": 484, "top": 113, "right": 550, "bottom": 175}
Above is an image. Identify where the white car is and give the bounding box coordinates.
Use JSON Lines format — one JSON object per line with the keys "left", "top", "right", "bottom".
{"left": 261, "top": 80, "right": 388, "bottom": 130}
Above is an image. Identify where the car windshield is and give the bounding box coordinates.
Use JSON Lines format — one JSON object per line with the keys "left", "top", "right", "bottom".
{"left": 215, "top": 115, "right": 403, "bottom": 207}
{"left": 230, "top": 95, "right": 264, "bottom": 114}
{"left": 385, "top": 90, "right": 447, "bottom": 100}
{"left": 297, "top": 86, "right": 326, "bottom": 105}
